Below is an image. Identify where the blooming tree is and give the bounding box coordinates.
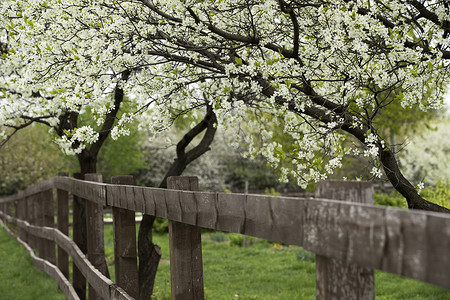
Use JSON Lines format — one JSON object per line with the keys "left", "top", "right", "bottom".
{"left": 1, "top": 0, "right": 450, "bottom": 297}
{"left": 2, "top": 0, "right": 448, "bottom": 208}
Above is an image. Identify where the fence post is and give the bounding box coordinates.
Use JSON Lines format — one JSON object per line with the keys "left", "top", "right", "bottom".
{"left": 41, "top": 188, "right": 56, "bottom": 265}
{"left": 27, "top": 195, "right": 36, "bottom": 250}
{"left": 17, "top": 197, "right": 27, "bottom": 242}
{"left": 315, "top": 180, "right": 375, "bottom": 300}
{"left": 111, "top": 176, "right": 139, "bottom": 299}
{"left": 85, "top": 173, "right": 109, "bottom": 300}
{"left": 72, "top": 172, "right": 87, "bottom": 300}
{"left": 167, "top": 176, "right": 204, "bottom": 300}
{"left": 35, "top": 192, "right": 45, "bottom": 257}
{"left": 57, "top": 172, "right": 70, "bottom": 279}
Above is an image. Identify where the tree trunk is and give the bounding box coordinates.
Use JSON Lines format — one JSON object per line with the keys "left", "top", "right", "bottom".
{"left": 379, "top": 148, "right": 450, "bottom": 213}
{"left": 138, "top": 105, "right": 217, "bottom": 299}
{"left": 77, "top": 151, "right": 112, "bottom": 279}
{"left": 138, "top": 215, "right": 161, "bottom": 300}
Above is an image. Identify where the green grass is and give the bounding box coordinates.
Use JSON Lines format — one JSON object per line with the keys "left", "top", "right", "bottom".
{"left": 0, "top": 226, "right": 66, "bottom": 300}
{"left": 143, "top": 230, "right": 450, "bottom": 300}
{"left": 1, "top": 223, "right": 449, "bottom": 299}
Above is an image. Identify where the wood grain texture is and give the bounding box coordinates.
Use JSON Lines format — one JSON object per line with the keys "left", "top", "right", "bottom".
{"left": 42, "top": 189, "right": 56, "bottom": 265}
{"left": 72, "top": 173, "right": 87, "bottom": 300}
{"left": 57, "top": 173, "right": 70, "bottom": 279}
{"left": 315, "top": 180, "right": 374, "bottom": 300}
{"left": 168, "top": 177, "right": 204, "bottom": 300}
{"left": 1, "top": 176, "right": 450, "bottom": 289}
{"left": 54, "top": 176, "right": 106, "bottom": 205}
{"left": 17, "top": 198, "right": 28, "bottom": 242}
{"left": 111, "top": 176, "right": 139, "bottom": 299}
{"left": 85, "top": 173, "right": 108, "bottom": 300}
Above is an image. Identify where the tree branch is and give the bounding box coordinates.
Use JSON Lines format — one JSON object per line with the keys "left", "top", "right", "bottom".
{"left": 159, "top": 104, "right": 217, "bottom": 188}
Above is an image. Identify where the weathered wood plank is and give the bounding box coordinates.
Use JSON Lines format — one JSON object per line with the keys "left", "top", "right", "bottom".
{"left": 315, "top": 180, "right": 374, "bottom": 300}
{"left": 54, "top": 176, "right": 107, "bottom": 205}
{"left": 85, "top": 173, "right": 109, "bottom": 300}
{"left": 72, "top": 173, "right": 87, "bottom": 300}
{"left": 17, "top": 198, "right": 28, "bottom": 242}
{"left": 26, "top": 195, "right": 36, "bottom": 249}
{"left": 1, "top": 176, "right": 450, "bottom": 290}
{"left": 268, "top": 196, "right": 305, "bottom": 246}
{"left": 192, "top": 192, "right": 217, "bottom": 228}
{"left": 57, "top": 172, "right": 70, "bottom": 280}
{"left": 35, "top": 192, "right": 45, "bottom": 258}
{"left": 42, "top": 189, "right": 56, "bottom": 265}
{"left": 179, "top": 191, "right": 197, "bottom": 226}
{"left": 154, "top": 189, "right": 168, "bottom": 219}
{"left": 6, "top": 214, "right": 134, "bottom": 300}
{"left": 425, "top": 213, "right": 450, "bottom": 288}
{"left": 243, "top": 195, "right": 272, "bottom": 240}
{"left": 133, "top": 186, "right": 146, "bottom": 214}
{"left": 111, "top": 176, "right": 139, "bottom": 299}
{"left": 166, "top": 190, "right": 182, "bottom": 223}
{"left": 142, "top": 187, "right": 156, "bottom": 216}
{"left": 168, "top": 176, "right": 204, "bottom": 300}
{"left": 216, "top": 193, "right": 246, "bottom": 234}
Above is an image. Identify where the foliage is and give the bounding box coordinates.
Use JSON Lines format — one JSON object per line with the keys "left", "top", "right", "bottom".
{"left": 97, "top": 128, "right": 147, "bottom": 182}
{"left": 210, "top": 231, "right": 226, "bottom": 243}
{"left": 296, "top": 248, "right": 316, "bottom": 263}
{"left": 136, "top": 121, "right": 300, "bottom": 192}
{"left": 228, "top": 234, "right": 245, "bottom": 247}
{"left": 419, "top": 182, "right": 450, "bottom": 209}
{"left": 374, "top": 192, "right": 408, "bottom": 208}
{"left": 152, "top": 218, "right": 169, "bottom": 234}
{"left": 0, "top": 124, "right": 76, "bottom": 195}
{"left": 374, "top": 182, "right": 450, "bottom": 209}
{"left": 399, "top": 118, "right": 450, "bottom": 186}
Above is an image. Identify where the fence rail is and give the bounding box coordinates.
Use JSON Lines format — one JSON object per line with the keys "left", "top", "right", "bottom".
{"left": 0, "top": 175, "right": 449, "bottom": 300}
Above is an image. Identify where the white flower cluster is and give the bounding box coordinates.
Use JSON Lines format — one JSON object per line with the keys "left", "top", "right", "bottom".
{"left": 0, "top": 0, "right": 448, "bottom": 187}
{"left": 363, "top": 133, "right": 380, "bottom": 159}
{"left": 55, "top": 126, "right": 99, "bottom": 156}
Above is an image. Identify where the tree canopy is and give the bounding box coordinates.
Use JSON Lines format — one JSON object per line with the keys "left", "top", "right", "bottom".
{"left": 1, "top": 0, "right": 449, "bottom": 212}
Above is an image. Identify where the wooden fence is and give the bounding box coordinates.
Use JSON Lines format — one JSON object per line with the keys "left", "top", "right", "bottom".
{"left": 0, "top": 174, "right": 449, "bottom": 300}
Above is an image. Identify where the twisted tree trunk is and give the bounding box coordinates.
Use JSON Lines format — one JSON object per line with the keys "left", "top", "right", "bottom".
{"left": 138, "top": 105, "right": 217, "bottom": 300}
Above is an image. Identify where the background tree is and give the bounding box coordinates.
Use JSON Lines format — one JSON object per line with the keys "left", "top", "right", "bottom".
{"left": 0, "top": 124, "right": 76, "bottom": 195}
{"left": 400, "top": 116, "right": 450, "bottom": 185}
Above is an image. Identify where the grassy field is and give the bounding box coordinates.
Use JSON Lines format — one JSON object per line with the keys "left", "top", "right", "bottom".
{"left": 1, "top": 223, "right": 449, "bottom": 299}
{"left": 147, "top": 231, "right": 450, "bottom": 300}
{"left": 0, "top": 226, "right": 66, "bottom": 300}
{"left": 105, "top": 224, "right": 450, "bottom": 300}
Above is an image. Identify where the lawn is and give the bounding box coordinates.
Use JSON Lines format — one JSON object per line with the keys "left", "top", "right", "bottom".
{"left": 1, "top": 223, "right": 449, "bottom": 299}
{"left": 147, "top": 231, "right": 450, "bottom": 300}
{"left": 0, "top": 225, "right": 65, "bottom": 300}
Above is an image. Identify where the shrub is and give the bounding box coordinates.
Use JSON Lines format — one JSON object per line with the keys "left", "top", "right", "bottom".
{"left": 374, "top": 191, "right": 407, "bottom": 208}
{"left": 420, "top": 181, "right": 450, "bottom": 209}
{"left": 210, "top": 231, "right": 226, "bottom": 243}
{"left": 153, "top": 217, "right": 169, "bottom": 233}
{"left": 374, "top": 181, "right": 450, "bottom": 209}
{"left": 296, "top": 248, "right": 315, "bottom": 262}
{"left": 228, "top": 234, "right": 244, "bottom": 246}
